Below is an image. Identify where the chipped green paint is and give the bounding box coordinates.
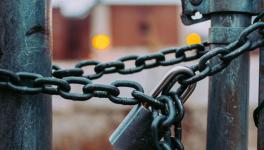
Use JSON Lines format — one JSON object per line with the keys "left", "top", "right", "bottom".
{"left": 181, "top": 0, "right": 262, "bottom": 149}
{"left": 207, "top": 10, "right": 250, "bottom": 150}
{"left": 0, "top": 0, "right": 52, "bottom": 150}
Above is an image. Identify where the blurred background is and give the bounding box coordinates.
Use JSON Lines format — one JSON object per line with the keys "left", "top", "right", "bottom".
{"left": 51, "top": 0, "right": 259, "bottom": 149}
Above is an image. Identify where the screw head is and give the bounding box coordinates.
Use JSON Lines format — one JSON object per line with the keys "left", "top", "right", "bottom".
{"left": 190, "top": 0, "right": 202, "bottom": 6}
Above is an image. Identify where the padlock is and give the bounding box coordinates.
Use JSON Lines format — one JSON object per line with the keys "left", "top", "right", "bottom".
{"left": 109, "top": 66, "right": 196, "bottom": 150}
{"left": 109, "top": 104, "right": 155, "bottom": 150}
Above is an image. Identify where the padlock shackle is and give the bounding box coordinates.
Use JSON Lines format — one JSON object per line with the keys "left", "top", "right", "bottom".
{"left": 151, "top": 66, "right": 196, "bottom": 103}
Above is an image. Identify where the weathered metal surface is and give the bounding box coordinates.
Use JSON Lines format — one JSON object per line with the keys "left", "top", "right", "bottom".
{"left": 206, "top": 14, "right": 250, "bottom": 150}
{"left": 110, "top": 66, "right": 197, "bottom": 150}
{"left": 181, "top": 0, "right": 210, "bottom": 25}
{"left": 0, "top": 0, "right": 52, "bottom": 150}
{"left": 181, "top": 0, "right": 262, "bottom": 25}
{"left": 258, "top": 48, "right": 264, "bottom": 150}
{"left": 209, "top": 27, "right": 244, "bottom": 44}
{"left": 180, "top": 0, "right": 258, "bottom": 148}
{"left": 109, "top": 105, "right": 155, "bottom": 150}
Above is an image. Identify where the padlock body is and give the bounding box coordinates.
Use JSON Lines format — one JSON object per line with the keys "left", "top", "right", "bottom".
{"left": 109, "top": 104, "right": 156, "bottom": 150}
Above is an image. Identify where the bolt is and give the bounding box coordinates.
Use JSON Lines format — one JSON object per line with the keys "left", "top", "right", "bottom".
{"left": 190, "top": 0, "right": 202, "bottom": 6}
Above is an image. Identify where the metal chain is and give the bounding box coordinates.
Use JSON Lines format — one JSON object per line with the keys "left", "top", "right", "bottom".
{"left": 151, "top": 93, "right": 185, "bottom": 150}
{"left": 0, "top": 12, "right": 263, "bottom": 150}
{"left": 52, "top": 43, "right": 208, "bottom": 79}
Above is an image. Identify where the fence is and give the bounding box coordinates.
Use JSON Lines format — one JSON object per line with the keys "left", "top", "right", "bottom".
{"left": 0, "top": 0, "right": 263, "bottom": 150}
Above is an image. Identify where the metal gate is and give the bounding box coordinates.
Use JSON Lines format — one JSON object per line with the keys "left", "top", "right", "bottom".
{"left": 0, "top": 0, "right": 264, "bottom": 149}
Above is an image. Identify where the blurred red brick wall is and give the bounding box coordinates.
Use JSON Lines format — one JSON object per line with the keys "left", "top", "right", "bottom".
{"left": 111, "top": 6, "right": 180, "bottom": 47}
{"left": 52, "top": 8, "right": 91, "bottom": 60}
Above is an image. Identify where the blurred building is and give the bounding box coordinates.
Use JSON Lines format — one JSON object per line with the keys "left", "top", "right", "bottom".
{"left": 52, "top": 0, "right": 182, "bottom": 60}
{"left": 53, "top": 8, "right": 91, "bottom": 60}
{"left": 51, "top": 1, "right": 258, "bottom": 150}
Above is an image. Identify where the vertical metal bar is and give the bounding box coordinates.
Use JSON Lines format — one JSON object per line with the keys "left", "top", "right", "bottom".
{"left": 0, "top": 0, "right": 52, "bottom": 150}
{"left": 257, "top": 2, "right": 264, "bottom": 148}
{"left": 258, "top": 47, "right": 264, "bottom": 149}
{"left": 206, "top": 14, "right": 251, "bottom": 150}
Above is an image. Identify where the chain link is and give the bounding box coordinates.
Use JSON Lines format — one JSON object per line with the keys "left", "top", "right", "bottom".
{"left": 0, "top": 12, "right": 263, "bottom": 150}
{"left": 53, "top": 42, "right": 208, "bottom": 80}
{"left": 151, "top": 94, "right": 185, "bottom": 150}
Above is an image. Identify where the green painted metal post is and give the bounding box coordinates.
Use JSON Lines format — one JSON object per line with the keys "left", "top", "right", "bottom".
{"left": 181, "top": 0, "right": 262, "bottom": 149}
{"left": 207, "top": 13, "right": 251, "bottom": 150}
{"left": 258, "top": 48, "right": 264, "bottom": 149}
{"left": 0, "top": 0, "right": 52, "bottom": 149}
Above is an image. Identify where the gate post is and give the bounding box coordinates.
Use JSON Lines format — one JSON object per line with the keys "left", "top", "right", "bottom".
{"left": 258, "top": 45, "right": 264, "bottom": 149}
{"left": 0, "top": 0, "right": 52, "bottom": 150}
{"left": 258, "top": 12, "right": 264, "bottom": 148}
{"left": 181, "top": 0, "right": 262, "bottom": 149}
{"left": 207, "top": 13, "right": 251, "bottom": 150}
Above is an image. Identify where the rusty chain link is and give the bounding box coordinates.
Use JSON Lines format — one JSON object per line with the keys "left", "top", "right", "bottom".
{"left": 0, "top": 13, "right": 263, "bottom": 149}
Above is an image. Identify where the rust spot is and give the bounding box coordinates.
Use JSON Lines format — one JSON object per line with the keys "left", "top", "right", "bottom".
{"left": 26, "top": 25, "right": 46, "bottom": 36}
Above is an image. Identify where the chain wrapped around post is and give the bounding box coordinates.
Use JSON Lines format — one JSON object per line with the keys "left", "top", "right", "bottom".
{"left": 0, "top": 11, "right": 263, "bottom": 150}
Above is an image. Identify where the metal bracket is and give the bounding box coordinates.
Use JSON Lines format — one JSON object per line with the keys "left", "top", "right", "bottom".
{"left": 181, "top": 0, "right": 263, "bottom": 25}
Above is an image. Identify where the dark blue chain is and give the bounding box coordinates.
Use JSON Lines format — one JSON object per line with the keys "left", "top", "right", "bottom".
{"left": 0, "top": 13, "right": 263, "bottom": 149}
